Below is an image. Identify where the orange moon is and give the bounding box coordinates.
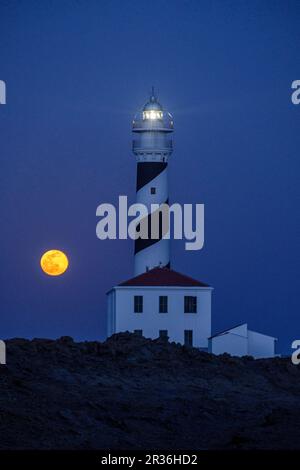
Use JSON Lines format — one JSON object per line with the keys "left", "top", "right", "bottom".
{"left": 40, "top": 250, "right": 69, "bottom": 276}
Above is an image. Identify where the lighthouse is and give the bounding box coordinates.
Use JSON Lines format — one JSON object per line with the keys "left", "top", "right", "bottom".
{"left": 106, "top": 89, "right": 278, "bottom": 357}
{"left": 132, "top": 88, "right": 174, "bottom": 276}
{"left": 107, "top": 89, "right": 211, "bottom": 349}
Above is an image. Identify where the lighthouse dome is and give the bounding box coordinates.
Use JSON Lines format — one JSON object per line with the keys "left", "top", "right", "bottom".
{"left": 132, "top": 89, "right": 174, "bottom": 132}
{"left": 143, "top": 98, "right": 163, "bottom": 112}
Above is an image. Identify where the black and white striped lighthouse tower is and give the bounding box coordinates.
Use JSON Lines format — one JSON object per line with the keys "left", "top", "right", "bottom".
{"left": 132, "top": 88, "right": 174, "bottom": 276}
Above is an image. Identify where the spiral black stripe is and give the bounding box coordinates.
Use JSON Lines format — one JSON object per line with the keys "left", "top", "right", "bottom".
{"left": 136, "top": 162, "right": 168, "bottom": 191}
{"left": 134, "top": 198, "right": 169, "bottom": 254}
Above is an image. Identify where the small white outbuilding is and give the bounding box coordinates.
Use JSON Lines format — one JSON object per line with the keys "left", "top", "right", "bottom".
{"left": 208, "top": 323, "right": 277, "bottom": 358}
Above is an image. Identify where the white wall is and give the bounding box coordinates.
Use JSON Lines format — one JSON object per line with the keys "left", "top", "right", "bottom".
{"left": 209, "top": 332, "right": 248, "bottom": 356}
{"left": 248, "top": 330, "right": 276, "bottom": 358}
{"left": 107, "top": 286, "right": 212, "bottom": 348}
{"left": 107, "top": 289, "right": 116, "bottom": 338}
{"left": 209, "top": 324, "right": 276, "bottom": 358}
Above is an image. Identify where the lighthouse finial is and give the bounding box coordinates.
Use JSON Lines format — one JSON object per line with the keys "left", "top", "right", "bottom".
{"left": 150, "top": 86, "right": 156, "bottom": 102}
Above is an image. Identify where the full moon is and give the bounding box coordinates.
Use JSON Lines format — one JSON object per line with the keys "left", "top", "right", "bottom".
{"left": 40, "top": 250, "right": 69, "bottom": 276}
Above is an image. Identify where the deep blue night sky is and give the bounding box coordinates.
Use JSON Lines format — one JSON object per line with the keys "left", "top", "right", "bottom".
{"left": 1, "top": 0, "right": 299, "bottom": 353}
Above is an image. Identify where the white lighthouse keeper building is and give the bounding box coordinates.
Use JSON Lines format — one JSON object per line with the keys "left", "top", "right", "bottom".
{"left": 107, "top": 267, "right": 212, "bottom": 349}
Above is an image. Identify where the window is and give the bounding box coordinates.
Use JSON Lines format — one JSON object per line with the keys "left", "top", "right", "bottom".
{"left": 184, "top": 330, "right": 193, "bottom": 347}
{"left": 159, "top": 330, "right": 168, "bottom": 339}
{"left": 143, "top": 110, "right": 163, "bottom": 120}
{"left": 134, "top": 329, "right": 143, "bottom": 336}
{"left": 150, "top": 187, "right": 156, "bottom": 195}
{"left": 184, "top": 296, "right": 197, "bottom": 313}
{"left": 134, "top": 295, "right": 143, "bottom": 313}
{"left": 159, "top": 296, "right": 168, "bottom": 313}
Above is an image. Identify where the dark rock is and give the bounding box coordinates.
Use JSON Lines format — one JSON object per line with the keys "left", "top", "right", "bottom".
{"left": 0, "top": 333, "right": 300, "bottom": 450}
{"left": 57, "top": 336, "right": 74, "bottom": 344}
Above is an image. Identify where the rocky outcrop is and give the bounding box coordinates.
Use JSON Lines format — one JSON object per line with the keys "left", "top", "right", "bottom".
{"left": 0, "top": 332, "right": 299, "bottom": 449}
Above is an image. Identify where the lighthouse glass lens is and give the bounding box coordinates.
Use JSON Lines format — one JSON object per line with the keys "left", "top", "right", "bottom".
{"left": 143, "top": 110, "right": 163, "bottom": 120}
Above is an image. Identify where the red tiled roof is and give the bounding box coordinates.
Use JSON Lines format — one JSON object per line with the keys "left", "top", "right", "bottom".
{"left": 118, "top": 267, "right": 209, "bottom": 287}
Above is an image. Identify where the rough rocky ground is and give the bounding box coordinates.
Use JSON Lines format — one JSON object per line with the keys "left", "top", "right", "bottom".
{"left": 0, "top": 332, "right": 299, "bottom": 450}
